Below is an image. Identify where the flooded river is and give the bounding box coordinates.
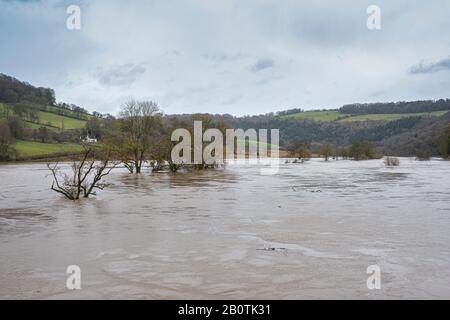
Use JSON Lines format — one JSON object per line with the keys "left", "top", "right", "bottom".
{"left": 1, "top": 158, "right": 450, "bottom": 299}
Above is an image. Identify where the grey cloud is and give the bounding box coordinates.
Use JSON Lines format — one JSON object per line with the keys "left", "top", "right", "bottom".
{"left": 97, "top": 64, "right": 146, "bottom": 87}
{"left": 250, "top": 58, "right": 274, "bottom": 72}
{"left": 203, "top": 53, "right": 243, "bottom": 62}
{"left": 410, "top": 57, "right": 450, "bottom": 74}
{"left": 2, "top": 0, "right": 450, "bottom": 115}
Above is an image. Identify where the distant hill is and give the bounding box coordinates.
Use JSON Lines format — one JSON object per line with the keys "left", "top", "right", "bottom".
{"left": 0, "top": 102, "right": 88, "bottom": 131}
{"left": 278, "top": 100, "right": 450, "bottom": 123}
{"left": 0, "top": 73, "right": 92, "bottom": 160}
{"left": 339, "top": 99, "right": 450, "bottom": 115}
{"left": 0, "top": 73, "right": 90, "bottom": 130}
{"left": 1, "top": 72, "right": 449, "bottom": 159}
{"left": 380, "top": 111, "right": 450, "bottom": 157}
{"left": 233, "top": 107, "right": 450, "bottom": 156}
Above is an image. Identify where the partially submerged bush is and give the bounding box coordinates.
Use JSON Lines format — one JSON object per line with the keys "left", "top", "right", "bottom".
{"left": 415, "top": 149, "right": 431, "bottom": 161}
{"left": 384, "top": 157, "right": 400, "bottom": 166}
{"left": 292, "top": 158, "right": 309, "bottom": 164}
{"left": 287, "top": 141, "right": 311, "bottom": 161}
{"left": 349, "top": 140, "right": 381, "bottom": 160}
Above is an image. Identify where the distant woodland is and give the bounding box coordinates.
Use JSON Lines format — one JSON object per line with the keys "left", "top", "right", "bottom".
{"left": 1, "top": 73, "right": 449, "bottom": 161}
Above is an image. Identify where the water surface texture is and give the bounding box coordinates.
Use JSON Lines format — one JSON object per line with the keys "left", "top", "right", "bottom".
{"left": 1, "top": 158, "right": 450, "bottom": 299}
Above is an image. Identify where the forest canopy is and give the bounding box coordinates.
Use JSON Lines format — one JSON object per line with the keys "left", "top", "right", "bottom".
{"left": 0, "top": 73, "right": 55, "bottom": 106}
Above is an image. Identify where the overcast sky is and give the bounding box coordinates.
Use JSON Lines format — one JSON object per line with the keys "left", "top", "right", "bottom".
{"left": 1, "top": 0, "right": 449, "bottom": 116}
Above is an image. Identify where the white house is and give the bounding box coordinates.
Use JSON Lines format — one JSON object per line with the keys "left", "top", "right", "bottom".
{"left": 81, "top": 134, "right": 98, "bottom": 144}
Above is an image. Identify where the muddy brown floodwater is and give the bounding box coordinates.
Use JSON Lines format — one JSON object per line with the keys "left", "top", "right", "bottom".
{"left": 1, "top": 158, "right": 450, "bottom": 299}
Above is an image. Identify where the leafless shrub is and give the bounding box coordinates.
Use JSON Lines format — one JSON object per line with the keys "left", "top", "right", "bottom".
{"left": 384, "top": 156, "right": 400, "bottom": 166}
{"left": 47, "top": 147, "right": 119, "bottom": 200}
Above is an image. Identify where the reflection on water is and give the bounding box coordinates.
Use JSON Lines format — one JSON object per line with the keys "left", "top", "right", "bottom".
{"left": 1, "top": 158, "right": 450, "bottom": 299}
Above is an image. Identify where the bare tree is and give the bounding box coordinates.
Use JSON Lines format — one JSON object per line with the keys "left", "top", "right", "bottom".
{"left": 118, "top": 99, "right": 162, "bottom": 174}
{"left": 47, "top": 147, "right": 119, "bottom": 200}
{"left": 149, "top": 117, "right": 188, "bottom": 172}
{"left": 0, "top": 120, "right": 14, "bottom": 161}
{"left": 288, "top": 141, "right": 311, "bottom": 162}
{"left": 320, "top": 143, "right": 333, "bottom": 161}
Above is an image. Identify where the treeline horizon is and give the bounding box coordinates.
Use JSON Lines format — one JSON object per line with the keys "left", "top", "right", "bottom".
{"left": 3, "top": 72, "right": 450, "bottom": 118}
{"left": 276, "top": 99, "right": 450, "bottom": 117}
{"left": 1, "top": 72, "right": 450, "bottom": 161}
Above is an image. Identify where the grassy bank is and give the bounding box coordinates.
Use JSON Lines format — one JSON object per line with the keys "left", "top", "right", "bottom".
{"left": 0, "top": 103, "right": 87, "bottom": 130}
{"left": 279, "top": 110, "right": 345, "bottom": 121}
{"left": 15, "top": 140, "right": 85, "bottom": 159}
{"left": 35, "top": 111, "right": 87, "bottom": 130}
{"left": 338, "top": 110, "right": 448, "bottom": 122}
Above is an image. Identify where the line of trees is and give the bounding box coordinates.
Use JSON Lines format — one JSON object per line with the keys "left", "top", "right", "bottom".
{"left": 46, "top": 99, "right": 232, "bottom": 200}
{"left": 98, "top": 100, "right": 236, "bottom": 172}
{"left": 287, "top": 140, "right": 381, "bottom": 161}
{"left": 339, "top": 99, "right": 450, "bottom": 115}
{"left": 54, "top": 103, "right": 90, "bottom": 119}
{"left": 103, "top": 100, "right": 231, "bottom": 173}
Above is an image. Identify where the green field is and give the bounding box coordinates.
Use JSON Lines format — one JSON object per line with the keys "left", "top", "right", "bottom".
{"left": 25, "top": 121, "right": 56, "bottom": 130}
{"left": 15, "top": 140, "right": 85, "bottom": 159}
{"left": 279, "top": 110, "right": 346, "bottom": 121}
{"left": 338, "top": 110, "right": 448, "bottom": 122}
{"left": 36, "top": 111, "right": 87, "bottom": 129}
{"left": 280, "top": 110, "right": 448, "bottom": 122}
{"left": 44, "top": 105, "right": 92, "bottom": 121}
{"left": 1, "top": 103, "right": 87, "bottom": 130}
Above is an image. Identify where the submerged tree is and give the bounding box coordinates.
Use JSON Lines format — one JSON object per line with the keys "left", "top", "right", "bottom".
{"left": 47, "top": 147, "right": 119, "bottom": 200}
{"left": 0, "top": 119, "right": 15, "bottom": 161}
{"left": 349, "top": 140, "right": 375, "bottom": 160}
{"left": 320, "top": 143, "right": 333, "bottom": 161}
{"left": 149, "top": 117, "right": 185, "bottom": 172}
{"left": 118, "top": 99, "right": 162, "bottom": 174}
{"left": 439, "top": 124, "right": 450, "bottom": 159}
{"left": 415, "top": 148, "right": 431, "bottom": 161}
{"left": 288, "top": 141, "right": 311, "bottom": 162}
{"left": 384, "top": 156, "right": 400, "bottom": 166}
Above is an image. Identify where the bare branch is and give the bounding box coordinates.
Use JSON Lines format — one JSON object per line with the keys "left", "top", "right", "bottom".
{"left": 48, "top": 148, "right": 117, "bottom": 200}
